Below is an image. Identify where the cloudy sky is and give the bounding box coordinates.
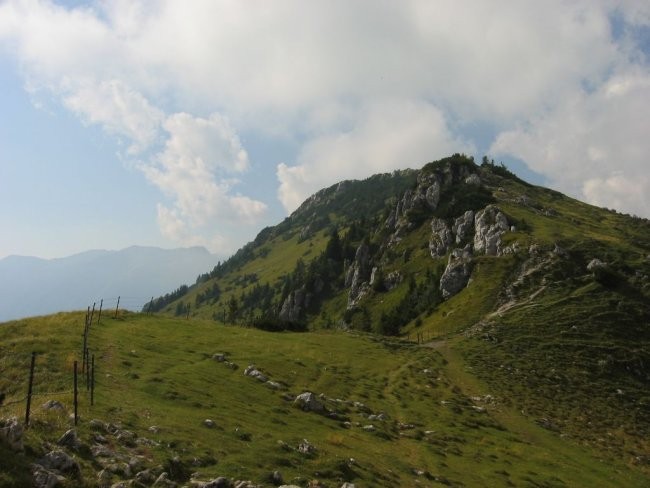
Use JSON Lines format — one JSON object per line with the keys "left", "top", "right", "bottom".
{"left": 1, "top": 0, "right": 648, "bottom": 259}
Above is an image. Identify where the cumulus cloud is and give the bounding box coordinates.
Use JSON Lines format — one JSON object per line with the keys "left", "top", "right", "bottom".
{"left": 491, "top": 68, "right": 650, "bottom": 216}
{"left": 1, "top": 0, "right": 649, "bottom": 251}
{"left": 141, "top": 112, "right": 267, "bottom": 242}
{"left": 277, "top": 100, "right": 473, "bottom": 212}
{"left": 63, "top": 79, "right": 164, "bottom": 154}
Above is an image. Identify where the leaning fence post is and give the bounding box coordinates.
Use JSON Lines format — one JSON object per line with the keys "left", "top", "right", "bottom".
{"left": 147, "top": 297, "right": 154, "bottom": 315}
{"left": 115, "top": 296, "right": 120, "bottom": 318}
{"left": 73, "top": 361, "right": 78, "bottom": 426}
{"left": 24, "top": 352, "right": 36, "bottom": 427}
{"left": 98, "top": 299, "right": 103, "bottom": 324}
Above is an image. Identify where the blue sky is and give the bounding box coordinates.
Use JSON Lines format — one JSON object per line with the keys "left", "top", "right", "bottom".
{"left": 1, "top": 1, "right": 648, "bottom": 259}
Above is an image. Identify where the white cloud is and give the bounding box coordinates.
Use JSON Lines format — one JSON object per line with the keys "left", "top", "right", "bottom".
{"left": 141, "top": 112, "right": 267, "bottom": 249}
{"left": 63, "top": 79, "right": 164, "bottom": 154}
{"left": 277, "top": 100, "right": 473, "bottom": 212}
{"left": 1, "top": 0, "right": 649, "bottom": 253}
{"left": 491, "top": 68, "right": 650, "bottom": 216}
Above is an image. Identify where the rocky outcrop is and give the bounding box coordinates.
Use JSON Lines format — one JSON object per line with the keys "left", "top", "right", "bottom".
{"left": 474, "top": 205, "right": 509, "bottom": 255}
{"left": 347, "top": 242, "right": 371, "bottom": 308}
{"left": 440, "top": 246, "right": 473, "bottom": 299}
{"left": 453, "top": 210, "right": 475, "bottom": 244}
{"left": 278, "top": 286, "right": 308, "bottom": 322}
{"left": 429, "top": 218, "right": 453, "bottom": 257}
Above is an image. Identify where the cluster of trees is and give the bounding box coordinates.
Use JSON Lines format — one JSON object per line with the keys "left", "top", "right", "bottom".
{"left": 148, "top": 285, "right": 189, "bottom": 313}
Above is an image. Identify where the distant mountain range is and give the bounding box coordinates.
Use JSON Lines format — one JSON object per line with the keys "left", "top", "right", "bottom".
{"left": 0, "top": 246, "right": 217, "bottom": 322}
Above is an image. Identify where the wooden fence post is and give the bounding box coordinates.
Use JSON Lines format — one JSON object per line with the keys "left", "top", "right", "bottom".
{"left": 73, "top": 361, "right": 78, "bottom": 426}
{"left": 89, "top": 302, "right": 96, "bottom": 328}
{"left": 115, "top": 296, "right": 120, "bottom": 318}
{"left": 91, "top": 354, "right": 95, "bottom": 407}
{"left": 24, "top": 352, "right": 36, "bottom": 427}
{"left": 86, "top": 349, "right": 90, "bottom": 390}
{"left": 147, "top": 297, "right": 154, "bottom": 315}
{"left": 98, "top": 299, "right": 103, "bottom": 324}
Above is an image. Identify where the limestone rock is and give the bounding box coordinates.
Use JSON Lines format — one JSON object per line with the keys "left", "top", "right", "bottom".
{"left": 294, "top": 392, "right": 325, "bottom": 413}
{"left": 347, "top": 242, "right": 371, "bottom": 308}
{"left": 440, "top": 247, "right": 473, "bottom": 299}
{"left": 587, "top": 258, "right": 606, "bottom": 271}
{"left": 474, "top": 205, "right": 509, "bottom": 255}
{"left": 42, "top": 400, "right": 65, "bottom": 411}
{"left": 32, "top": 464, "right": 64, "bottom": 488}
{"left": 243, "top": 365, "right": 268, "bottom": 382}
{"left": 57, "top": 429, "right": 80, "bottom": 450}
{"left": 212, "top": 354, "right": 226, "bottom": 362}
{"left": 202, "top": 478, "right": 231, "bottom": 488}
{"left": 0, "top": 417, "right": 23, "bottom": 451}
{"left": 39, "top": 450, "right": 80, "bottom": 475}
{"left": 453, "top": 210, "right": 475, "bottom": 244}
{"left": 465, "top": 174, "right": 481, "bottom": 186}
{"left": 279, "top": 286, "right": 309, "bottom": 323}
{"left": 297, "top": 438, "right": 316, "bottom": 454}
{"left": 429, "top": 218, "right": 453, "bottom": 257}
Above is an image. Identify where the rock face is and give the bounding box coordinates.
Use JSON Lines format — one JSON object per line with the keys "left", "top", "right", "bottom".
{"left": 279, "top": 285, "right": 308, "bottom": 322}
{"left": 0, "top": 417, "right": 24, "bottom": 451}
{"left": 453, "top": 210, "right": 475, "bottom": 244}
{"left": 429, "top": 218, "right": 453, "bottom": 257}
{"left": 474, "top": 205, "right": 509, "bottom": 255}
{"left": 347, "top": 242, "right": 371, "bottom": 308}
{"left": 440, "top": 247, "right": 473, "bottom": 299}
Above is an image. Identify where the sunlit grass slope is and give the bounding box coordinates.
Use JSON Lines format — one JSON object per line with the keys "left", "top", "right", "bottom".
{"left": 1, "top": 312, "right": 648, "bottom": 487}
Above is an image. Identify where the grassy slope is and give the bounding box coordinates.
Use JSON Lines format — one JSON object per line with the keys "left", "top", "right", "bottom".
{"left": 1, "top": 312, "right": 649, "bottom": 487}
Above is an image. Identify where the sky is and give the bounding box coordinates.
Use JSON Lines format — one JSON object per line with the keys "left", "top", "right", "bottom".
{"left": 0, "top": 0, "right": 648, "bottom": 260}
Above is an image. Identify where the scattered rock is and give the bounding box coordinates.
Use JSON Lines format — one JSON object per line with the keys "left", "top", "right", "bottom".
{"left": 135, "top": 469, "right": 156, "bottom": 485}
{"left": 297, "top": 439, "right": 316, "bottom": 455}
{"left": 153, "top": 472, "right": 178, "bottom": 487}
{"left": 41, "top": 400, "right": 65, "bottom": 411}
{"left": 266, "top": 381, "right": 283, "bottom": 390}
{"left": 203, "top": 419, "right": 216, "bottom": 428}
{"left": 89, "top": 419, "right": 107, "bottom": 431}
{"left": 91, "top": 445, "right": 117, "bottom": 458}
{"left": 0, "top": 417, "right": 24, "bottom": 451}
{"left": 587, "top": 258, "right": 606, "bottom": 271}
{"left": 212, "top": 354, "right": 226, "bottom": 362}
{"left": 32, "top": 464, "right": 64, "bottom": 488}
{"left": 202, "top": 477, "right": 231, "bottom": 488}
{"left": 293, "top": 392, "right": 325, "bottom": 413}
{"left": 57, "top": 429, "right": 80, "bottom": 450}
{"left": 243, "top": 365, "right": 268, "bottom": 382}
{"left": 270, "top": 470, "right": 283, "bottom": 485}
{"left": 149, "top": 425, "right": 161, "bottom": 434}
{"left": 38, "top": 450, "right": 80, "bottom": 475}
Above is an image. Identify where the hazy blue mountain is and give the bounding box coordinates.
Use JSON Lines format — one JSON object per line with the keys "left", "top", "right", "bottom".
{"left": 0, "top": 246, "right": 217, "bottom": 321}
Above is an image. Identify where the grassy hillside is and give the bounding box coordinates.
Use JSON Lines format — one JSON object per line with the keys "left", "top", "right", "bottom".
{"left": 2, "top": 154, "right": 649, "bottom": 486}
{"left": 1, "top": 312, "right": 648, "bottom": 487}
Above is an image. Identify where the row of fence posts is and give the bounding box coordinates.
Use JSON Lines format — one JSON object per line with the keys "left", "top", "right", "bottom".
{"left": 22, "top": 297, "right": 115, "bottom": 428}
